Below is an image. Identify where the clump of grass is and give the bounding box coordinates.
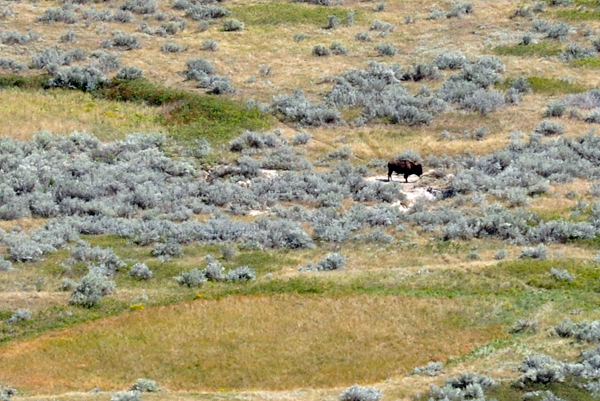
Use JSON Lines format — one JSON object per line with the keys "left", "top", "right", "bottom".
{"left": 526, "top": 76, "right": 587, "bottom": 95}
{"left": 229, "top": 4, "right": 358, "bottom": 26}
{"left": 494, "top": 42, "right": 562, "bottom": 57}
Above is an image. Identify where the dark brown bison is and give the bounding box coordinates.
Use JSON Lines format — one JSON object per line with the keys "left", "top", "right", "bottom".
{"left": 388, "top": 160, "right": 423, "bottom": 182}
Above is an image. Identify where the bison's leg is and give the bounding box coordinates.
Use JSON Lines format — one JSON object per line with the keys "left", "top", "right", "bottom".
{"left": 405, "top": 174, "right": 409, "bottom": 183}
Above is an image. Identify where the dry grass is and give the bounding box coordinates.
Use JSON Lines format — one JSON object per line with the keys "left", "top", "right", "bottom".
{"left": 0, "top": 88, "right": 163, "bottom": 141}
{"left": 0, "top": 294, "right": 505, "bottom": 394}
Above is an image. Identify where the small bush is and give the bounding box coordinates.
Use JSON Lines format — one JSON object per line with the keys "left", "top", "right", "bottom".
{"left": 114, "top": 10, "right": 134, "bottom": 23}
{"left": 330, "top": 41, "right": 348, "bottom": 55}
{"left": 339, "top": 385, "right": 381, "bottom": 401}
{"left": 325, "top": 14, "right": 341, "bottom": 29}
{"left": 0, "top": 386, "right": 16, "bottom": 401}
{"left": 520, "top": 244, "right": 548, "bottom": 259}
{"left": 110, "top": 391, "right": 141, "bottom": 401}
{"left": 534, "top": 120, "right": 565, "bottom": 136}
{"left": 161, "top": 42, "right": 186, "bottom": 53}
{"left": 560, "top": 42, "right": 596, "bottom": 61}
{"left": 152, "top": 241, "right": 184, "bottom": 258}
{"left": 370, "top": 20, "right": 395, "bottom": 32}
{"left": 38, "top": 7, "right": 78, "bottom": 23}
{"left": 375, "top": 43, "right": 397, "bottom": 56}
{"left": 48, "top": 66, "right": 107, "bottom": 92}
{"left": 70, "top": 272, "right": 116, "bottom": 308}
{"left": 223, "top": 19, "right": 244, "bottom": 31}
{"left": 549, "top": 267, "right": 574, "bottom": 282}
{"left": 494, "top": 249, "right": 508, "bottom": 260}
{"left": 5, "top": 308, "right": 31, "bottom": 324}
{"left": 447, "top": 1, "right": 473, "bottom": 18}
{"left": 226, "top": 266, "right": 256, "bottom": 281}
{"left": 121, "top": 0, "right": 157, "bottom": 14}
{"left": 300, "top": 253, "right": 346, "bottom": 271}
{"left": 354, "top": 32, "right": 371, "bottom": 42}
{"left": 412, "top": 361, "right": 443, "bottom": 376}
{"left": 116, "top": 66, "right": 143, "bottom": 80}
{"left": 544, "top": 101, "right": 566, "bottom": 117}
{"left": 433, "top": 51, "right": 466, "bottom": 69}
{"left": 131, "top": 379, "right": 161, "bottom": 392}
{"left": 128, "top": 263, "right": 153, "bottom": 280}
{"left": 60, "top": 30, "right": 76, "bottom": 42}
{"left": 108, "top": 32, "right": 142, "bottom": 50}
{"left": 174, "top": 268, "right": 206, "bottom": 287}
{"left": 202, "top": 39, "right": 218, "bottom": 51}
{"left": 293, "top": 33, "right": 306, "bottom": 42}
{"left": 292, "top": 131, "right": 311, "bottom": 145}
{"left": 510, "top": 319, "right": 538, "bottom": 333}
{"left": 312, "top": 44, "right": 331, "bottom": 57}
{"left": 0, "top": 58, "right": 27, "bottom": 73}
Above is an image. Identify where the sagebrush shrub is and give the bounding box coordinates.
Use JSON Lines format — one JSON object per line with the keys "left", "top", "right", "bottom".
{"left": 110, "top": 391, "right": 141, "bottom": 401}
{"left": 161, "top": 42, "right": 186, "bottom": 53}
{"left": 0, "top": 386, "right": 16, "bottom": 401}
{"left": 202, "top": 39, "right": 218, "bottom": 51}
{"left": 48, "top": 65, "right": 107, "bottom": 91}
{"left": 174, "top": 268, "right": 206, "bottom": 287}
{"left": 534, "top": 120, "right": 565, "bottom": 136}
{"left": 107, "top": 32, "right": 142, "bottom": 50}
{"left": 330, "top": 41, "right": 348, "bottom": 55}
{"left": 223, "top": 18, "right": 244, "bottom": 31}
{"left": 433, "top": 51, "right": 466, "bottom": 69}
{"left": 131, "top": 379, "right": 161, "bottom": 392}
{"left": 226, "top": 266, "right": 256, "bottom": 281}
{"left": 5, "top": 308, "right": 31, "bottom": 324}
{"left": 60, "top": 30, "right": 76, "bottom": 42}
{"left": 300, "top": 252, "right": 346, "bottom": 271}
{"left": 128, "top": 263, "right": 153, "bottom": 280}
{"left": 0, "top": 58, "right": 27, "bottom": 73}
{"left": 561, "top": 42, "right": 596, "bottom": 61}
{"left": 325, "top": 14, "right": 340, "bottom": 29}
{"left": 375, "top": 43, "right": 397, "bottom": 56}
{"left": 292, "top": 131, "right": 311, "bottom": 145}
{"left": 520, "top": 244, "right": 548, "bottom": 259}
{"left": 121, "top": 0, "right": 157, "bottom": 14}
{"left": 544, "top": 101, "right": 566, "bottom": 117}
{"left": 549, "top": 267, "right": 573, "bottom": 282}
{"left": 38, "top": 7, "right": 78, "bottom": 23}
{"left": 446, "top": 1, "right": 473, "bottom": 18}
{"left": 339, "top": 385, "right": 381, "bottom": 401}
{"left": 354, "top": 32, "right": 371, "bottom": 42}
{"left": 152, "top": 240, "right": 184, "bottom": 258}
{"left": 70, "top": 272, "right": 115, "bottom": 308}
{"left": 116, "top": 66, "right": 143, "bottom": 80}
{"left": 312, "top": 44, "right": 331, "bottom": 57}
{"left": 412, "top": 361, "right": 443, "bottom": 376}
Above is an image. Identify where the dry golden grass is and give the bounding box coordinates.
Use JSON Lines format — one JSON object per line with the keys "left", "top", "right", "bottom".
{"left": 0, "top": 294, "right": 505, "bottom": 394}
{"left": 0, "top": 88, "right": 163, "bottom": 141}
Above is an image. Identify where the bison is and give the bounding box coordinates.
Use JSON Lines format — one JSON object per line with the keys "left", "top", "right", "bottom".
{"left": 388, "top": 160, "right": 423, "bottom": 182}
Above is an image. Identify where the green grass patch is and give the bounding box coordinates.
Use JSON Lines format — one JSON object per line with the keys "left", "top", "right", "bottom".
{"left": 494, "top": 42, "right": 562, "bottom": 57}
{"left": 0, "top": 76, "right": 274, "bottom": 144}
{"left": 527, "top": 76, "right": 586, "bottom": 95}
{"left": 230, "top": 3, "right": 361, "bottom": 26}
{"left": 492, "top": 258, "right": 600, "bottom": 291}
{"left": 556, "top": 8, "right": 600, "bottom": 20}
{"left": 571, "top": 57, "right": 600, "bottom": 68}
{"left": 487, "top": 378, "right": 598, "bottom": 401}
{"left": 98, "top": 79, "right": 273, "bottom": 143}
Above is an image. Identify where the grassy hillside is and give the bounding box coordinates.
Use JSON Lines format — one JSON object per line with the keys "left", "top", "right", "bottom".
{"left": 2, "top": 0, "right": 600, "bottom": 400}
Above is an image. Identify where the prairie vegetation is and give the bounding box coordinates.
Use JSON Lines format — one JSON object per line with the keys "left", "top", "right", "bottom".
{"left": 3, "top": 0, "right": 600, "bottom": 400}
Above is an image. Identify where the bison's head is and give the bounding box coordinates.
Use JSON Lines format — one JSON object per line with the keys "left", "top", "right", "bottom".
{"left": 414, "top": 163, "right": 423, "bottom": 177}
